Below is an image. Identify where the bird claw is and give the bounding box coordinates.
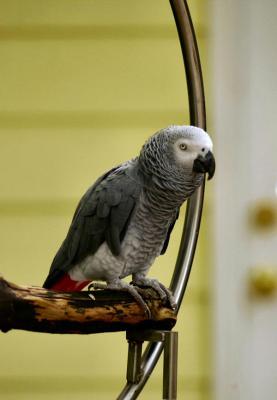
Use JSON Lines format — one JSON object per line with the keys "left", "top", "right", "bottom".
{"left": 88, "top": 281, "right": 107, "bottom": 291}
{"left": 87, "top": 283, "right": 97, "bottom": 300}
{"left": 87, "top": 280, "right": 152, "bottom": 319}
{"left": 132, "top": 276, "right": 177, "bottom": 311}
{"left": 88, "top": 292, "right": 96, "bottom": 301}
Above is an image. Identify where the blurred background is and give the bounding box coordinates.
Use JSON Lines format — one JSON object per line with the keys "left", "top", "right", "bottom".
{"left": 0, "top": 1, "right": 276, "bottom": 399}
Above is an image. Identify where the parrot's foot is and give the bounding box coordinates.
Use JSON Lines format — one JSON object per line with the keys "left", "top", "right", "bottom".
{"left": 131, "top": 274, "right": 177, "bottom": 311}
{"left": 88, "top": 280, "right": 151, "bottom": 319}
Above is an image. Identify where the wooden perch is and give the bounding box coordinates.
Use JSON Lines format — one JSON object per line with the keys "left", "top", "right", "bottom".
{"left": 0, "top": 277, "right": 176, "bottom": 334}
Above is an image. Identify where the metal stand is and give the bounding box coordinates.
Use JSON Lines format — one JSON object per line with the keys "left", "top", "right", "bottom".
{"left": 117, "top": 0, "right": 206, "bottom": 398}
{"left": 125, "top": 330, "right": 178, "bottom": 400}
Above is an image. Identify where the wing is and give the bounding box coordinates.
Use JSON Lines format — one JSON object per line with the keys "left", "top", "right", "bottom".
{"left": 43, "top": 161, "right": 142, "bottom": 288}
{"left": 160, "top": 208, "right": 179, "bottom": 255}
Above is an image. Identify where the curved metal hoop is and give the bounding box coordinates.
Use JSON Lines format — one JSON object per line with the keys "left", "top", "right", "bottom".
{"left": 117, "top": 1, "right": 206, "bottom": 398}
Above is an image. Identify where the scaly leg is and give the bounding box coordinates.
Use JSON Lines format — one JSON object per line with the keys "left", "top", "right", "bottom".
{"left": 88, "top": 279, "right": 151, "bottom": 319}
{"left": 132, "top": 273, "right": 177, "bottom": 311}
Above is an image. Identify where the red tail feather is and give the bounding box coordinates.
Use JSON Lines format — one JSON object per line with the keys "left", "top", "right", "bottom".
{"left": 50, "top": 274, "right": 90, "bottom": 291}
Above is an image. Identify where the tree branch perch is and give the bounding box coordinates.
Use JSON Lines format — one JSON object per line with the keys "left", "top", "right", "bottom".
{"left": 0, "top": 277, "right": 176, "bottom": 334}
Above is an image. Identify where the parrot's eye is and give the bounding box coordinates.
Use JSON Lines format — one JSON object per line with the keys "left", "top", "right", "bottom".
{"left": 179, "top": 143, "right": 187, "bottom": 151}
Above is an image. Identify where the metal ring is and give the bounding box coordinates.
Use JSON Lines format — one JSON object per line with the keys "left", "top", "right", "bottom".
{"left": 117, "top": 1, "right": 206, "bottom": 398}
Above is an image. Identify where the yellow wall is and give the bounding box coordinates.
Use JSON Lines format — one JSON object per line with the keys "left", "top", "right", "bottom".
{"left": 0, "top": 1, "right": 212, "bottom": 399}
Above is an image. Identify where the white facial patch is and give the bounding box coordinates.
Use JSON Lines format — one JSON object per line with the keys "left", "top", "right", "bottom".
{"left": 171, "top": 125, "right": 213, "bottom": 167}
{"left": 182, "top": 126, "right": 212, "bottom": 150}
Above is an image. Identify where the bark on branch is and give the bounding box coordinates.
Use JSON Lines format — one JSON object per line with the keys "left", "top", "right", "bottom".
{"left": 0, "top": 277, "right": 176, "bottom": 334}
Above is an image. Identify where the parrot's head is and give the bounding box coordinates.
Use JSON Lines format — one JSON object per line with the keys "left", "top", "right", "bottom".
{"left": 168, "top": 125, "right": 215, "bottom": 180}
{"left": 139, "top": 125, "right": 215, "bottom": 182}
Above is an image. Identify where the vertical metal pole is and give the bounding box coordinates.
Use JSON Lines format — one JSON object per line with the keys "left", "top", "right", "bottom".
{"left": 163, "top": 332, "right": 178, "bottom": 400}
{"left": 126, "top": 340, "right": 143, "bottom": 384}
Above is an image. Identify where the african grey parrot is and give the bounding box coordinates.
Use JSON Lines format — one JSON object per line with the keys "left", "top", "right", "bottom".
{"left": 43, "top": 125, "right": 215, "bottom": 315}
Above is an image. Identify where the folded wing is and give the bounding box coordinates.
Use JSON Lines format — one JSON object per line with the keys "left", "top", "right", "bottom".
{"left": 43, "top": 162, "right": 142, "bottom": 288}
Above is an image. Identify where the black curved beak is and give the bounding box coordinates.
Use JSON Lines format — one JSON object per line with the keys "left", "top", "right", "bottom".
{"left": 193, "top": 150, "right": 216, "bottom": 180}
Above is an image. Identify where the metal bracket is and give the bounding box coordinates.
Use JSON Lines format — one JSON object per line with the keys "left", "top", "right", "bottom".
{"left": 126, "top": 330, "right": 178, "bottom": 400}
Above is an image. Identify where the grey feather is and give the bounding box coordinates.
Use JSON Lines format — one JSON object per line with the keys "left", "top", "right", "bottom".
{"left": 105, "top": 225, "right": 121, "bottom": 256}
{"left": 96, "top": 200, "right": 110, "bottom": 218}
{"left": 105, "top": 188, "right": 122, "bottom": 206}
{"left": 160, "top": 209, "right": 179, "bottom": 255}
{"left": 110, "top": 197, "right": 136, "bottom": 237}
